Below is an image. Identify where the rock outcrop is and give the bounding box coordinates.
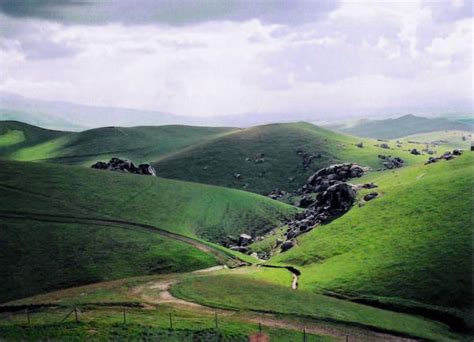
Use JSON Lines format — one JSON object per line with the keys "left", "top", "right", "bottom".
{"left": 91, "top": 158, "right": 156, "bottom": 176}
{"left": 263, "top": 163, "right": 367, "bottom": 257}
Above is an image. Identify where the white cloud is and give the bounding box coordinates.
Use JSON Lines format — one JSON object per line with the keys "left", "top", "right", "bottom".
{"left": 0, "top": 1, "right": 472, "bottom": 120}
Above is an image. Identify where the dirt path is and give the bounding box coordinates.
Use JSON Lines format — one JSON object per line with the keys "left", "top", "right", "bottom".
{"left": 130, "top": 272, "right": 416, "bottom": 342}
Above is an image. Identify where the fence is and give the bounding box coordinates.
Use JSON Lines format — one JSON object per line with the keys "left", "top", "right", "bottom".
{"left": 0, "top": 304, "right": 351, "bottom": 341}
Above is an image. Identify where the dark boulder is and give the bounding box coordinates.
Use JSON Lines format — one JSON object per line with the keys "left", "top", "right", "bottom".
{"left": 363, "top": 192, "right": 378, "bottom": 201}
{"left": 281, "top": 241, "right": 295, "bottom": 252}
{"left": 138, "top": 164, "right": 157, "bottom": 176}
{"left": 410, "top": 148, "right": 421, "bottom": 155}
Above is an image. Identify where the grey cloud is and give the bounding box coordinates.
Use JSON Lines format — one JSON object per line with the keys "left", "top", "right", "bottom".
{"left": 0, "top": 0, "right": 339, "bottom": 26}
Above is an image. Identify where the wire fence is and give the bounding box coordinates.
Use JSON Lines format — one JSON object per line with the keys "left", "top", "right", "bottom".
{"left": 0, "top": 304, "right": 351, "bottom": 341}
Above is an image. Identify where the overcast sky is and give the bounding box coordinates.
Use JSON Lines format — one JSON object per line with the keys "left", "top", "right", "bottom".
{"left": 0, "top": 0, "right": 472, "bottom": 120}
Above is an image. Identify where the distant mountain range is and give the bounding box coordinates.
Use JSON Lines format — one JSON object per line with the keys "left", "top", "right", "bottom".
{"left": 329, "top": 114, "right": 473, "bottom": 139}
{"left": 1, "top": 92, "right": 472, "bottom": 133}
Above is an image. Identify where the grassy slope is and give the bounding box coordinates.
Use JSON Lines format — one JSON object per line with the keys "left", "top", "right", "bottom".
{"left": 337, "top": 114, "right": 472, "bottom": 139}
{"left": 270, "top": 153, "right": 473, "bottom": 314}
{"left": 0, "top": 160, "right": 295, "bottom": 240}
{"left": 0, "top": 161, "right": 295, "bottom": 301}
{"left": 171, "top": 271, "right": 461, "bottom": 341}
{"left": 0, "top": 219, "right": 217, "bottom": 303}
{"left": 0, "top": 120, "right": 235, "bottom": 165}
{"left": 0, "top": 120, "right": 69, "bottom": 151}
{"left": 153, "top": 122, "right": 424, "bottom": 194}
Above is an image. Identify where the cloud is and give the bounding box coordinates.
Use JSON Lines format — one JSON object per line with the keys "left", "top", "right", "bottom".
{"left": 0, "top": 0, "right": 472, "bottom": 120}
{"left": 0, "top": 0, "right": 339, "bottom": 26}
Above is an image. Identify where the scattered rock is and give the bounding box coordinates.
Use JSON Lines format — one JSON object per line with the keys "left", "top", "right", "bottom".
{"left": 355, "top": 142, "right": 364, "bottom": 148}
{"left": 234, "top": 173, "right": 242, "bottom": 179}
{"left": 239, "top": 234, "right": 253, "bottom": 246}
{"left": 425, "top": 150, "right": 463, "bottom": 164}
{"left": 268, "top": 189, "right": 285, "bottom": 200}
{"left": 281, "top": 240, "right": 295, "bottom": 252}
{"left": 410, "top": 148, "right": 421, "bottom": 155}
{"left": 91, "top": 158, "right": 156, "bottom": 176}
{"left": 378, "top": 155, "right": 404, "bottom": 169}
{"left": 363, "top": 192, "right": 378, "bottom": 201}
{"left": 380, "top": 143, "right": 390, "bottom": 149}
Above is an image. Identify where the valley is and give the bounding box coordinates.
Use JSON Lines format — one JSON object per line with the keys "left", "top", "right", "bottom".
{"left": 0, "top": 117, "right": 472, "bottom": 341}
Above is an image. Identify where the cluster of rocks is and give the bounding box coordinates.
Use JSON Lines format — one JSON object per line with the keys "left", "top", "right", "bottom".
{"left": 425, "top": 149, "right": 463, "bottom": 164}
{"left": 267, "top": 163, "right": 367, "bottom": 255}
{"left": 91, "top": 158, "right": 156, "bottom": 176}
{"left": 378, "top": 155, "right": 404, "bottom": 169}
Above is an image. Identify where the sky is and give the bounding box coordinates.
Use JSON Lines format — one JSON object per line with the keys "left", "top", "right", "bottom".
{"left": 0, "top": 0, "right": 472, "bottom": 121}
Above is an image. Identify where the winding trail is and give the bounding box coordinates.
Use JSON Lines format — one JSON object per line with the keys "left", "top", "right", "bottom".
{"left": 130, "top": 270, "right": 416, "bottom": 342}
{"left": 1, "top": 210, "right": 417, "bottom": 340}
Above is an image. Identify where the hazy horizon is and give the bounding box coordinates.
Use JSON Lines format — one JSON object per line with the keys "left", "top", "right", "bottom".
{"left": 0, "top": 0, "right": 473, "bottom": 125}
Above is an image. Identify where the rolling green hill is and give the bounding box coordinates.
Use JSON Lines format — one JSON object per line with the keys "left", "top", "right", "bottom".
{"left": 268, "top": 153, "right": 473, "bottom": 321}
{"left": 334, "top": 114, "right": 472, "bottom": 139}
{"left": 0, "top": 120, "right": 235, "bottom": 165}
{"left": 153, "top": 122, "right": 424, "bottom": 194}
{"left": 0, "top": 160, "right": 295, "bottom": 302}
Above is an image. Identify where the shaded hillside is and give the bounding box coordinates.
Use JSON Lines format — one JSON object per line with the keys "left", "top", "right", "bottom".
{"left": 0, "top": 121, "right": 235, "bottom": 165}
{"left": 270, "top": 153, "right": 473, "bottom": 319}
{"left": 0, "top": 161, "right": 295, "bottom": 301}
{"left": 335, "top": 114, "right": 472, "bottom": 139}
{"left": 153, "top": 122, "right": 424, "bottom": 194}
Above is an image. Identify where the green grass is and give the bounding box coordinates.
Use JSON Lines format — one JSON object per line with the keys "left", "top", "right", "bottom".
{"left": 0, "top": 219, "right": 217, "bottom": 304}
{"left": 171, "top": 273, "right": 463, "bottom": 341}
{"left": 0, "top": 312, "right": 331, "bottom": 341}
{"left": 0, "top": 120, "right": 235, "bottom": 165}
{"left": 0, "top": 275, "right": 333, "bottom": 342}
{"left": 153, "top": 122, "right": 425, "bottom": 194}
{"left": 268, "top": 153, "right": 473, "bottom": 319}
{"left": 0, "top": 160, "right": 295, "bottom": 302}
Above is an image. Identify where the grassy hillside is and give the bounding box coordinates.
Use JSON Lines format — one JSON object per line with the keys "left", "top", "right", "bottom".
{"left": 172, "top": 271, "right": 461, "bottom": 341}
{"left": 0, "top": 120, "right": 235, "bottom": 165}
{"left": 0, "top": 120, "right": 69, "bottom": 151}
{"left": 335, "top": 114, "right": 472, "bottom": 139}
{"left": 0, "top": 218, "right": 218, "bottom": 303}
{"left": 0, "top": 161, "right": 295, "bottom": 301}
{"left": 153, "top": 122, "right": 424, "bottom": 194}
{"left": 269, "top": 153, "right": 473, "bottom": 317}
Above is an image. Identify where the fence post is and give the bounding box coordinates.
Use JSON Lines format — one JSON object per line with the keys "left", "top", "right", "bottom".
{"left": 74, "top": 306, "right": 78, "bottom": 323}
{"left": 214, "top": 313, "right": 218, "bottom": 329}
{"left": 26, "top": 309, "right": 30, "bottom": 325}
{"left": 346, "top": 335, "right": 349, "bottom": 342}
{"left": 169, "top": 313, "right": 173, "bottom": 330}
{"left": 258, "top": 322, "right": 262, "bottom": 333}
{"left": 303, "top": 328, "right": 306, "bottom": 342}
{"left": 123, "top": 308, "right": 127, "bottom": 325}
